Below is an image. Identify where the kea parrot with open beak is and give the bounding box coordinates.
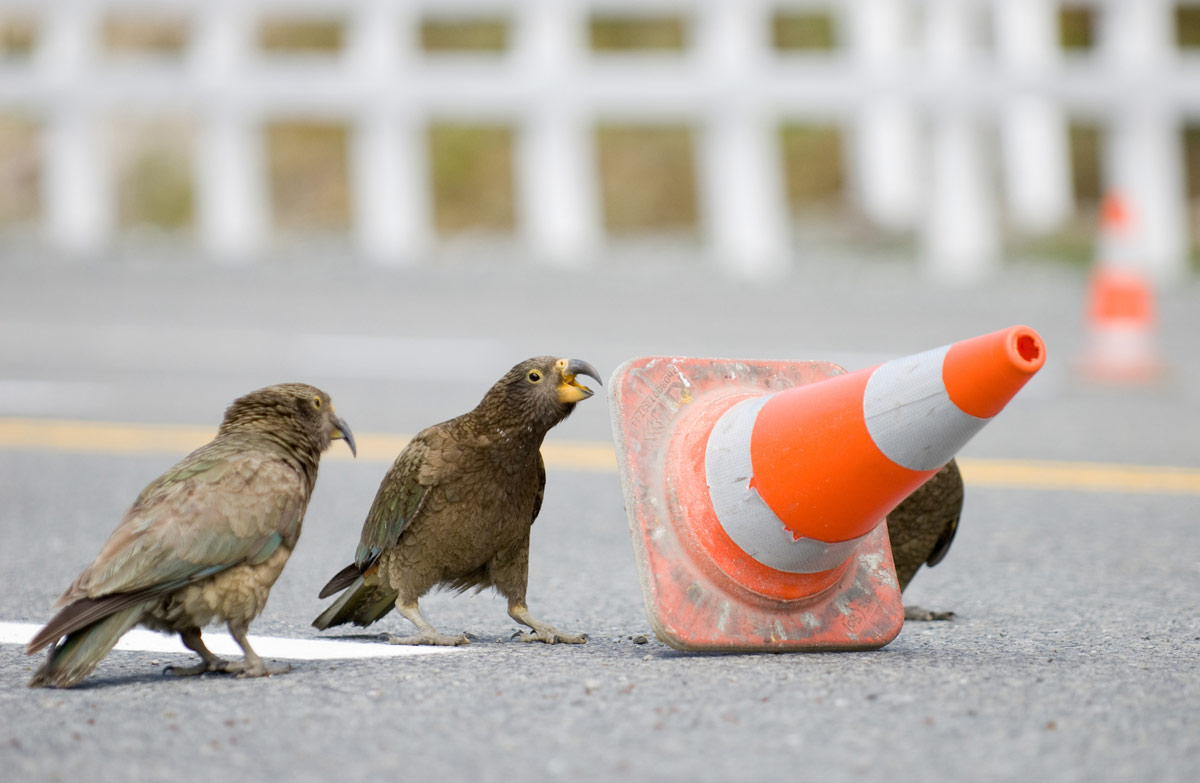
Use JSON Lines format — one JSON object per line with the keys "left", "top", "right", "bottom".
{"left": 886, "top": 459, "right": 964, "bottom": 621}
{"left": 27, "top": 383, "right": 355, "bottom": 687}
{"left": 313, "top": 356, "right": 600, "bottom": 645}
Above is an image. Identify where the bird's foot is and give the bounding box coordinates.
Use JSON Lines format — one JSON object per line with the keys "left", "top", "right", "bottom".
{"left": 380, "top": 631, "right": 469, "bottom": 646}
{"left": 904, "top": 605, "right": 956, "bottom": 622}
{"left": 512, "top": 628, "right": 588, "bottom": 645}
{"left": 163, "top": 659, "right": 232, "bottom": 677}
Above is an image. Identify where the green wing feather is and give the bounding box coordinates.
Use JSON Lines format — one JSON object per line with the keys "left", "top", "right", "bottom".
{"left": 530, "top": 452, "right": 546, "bottom": 524}
{"left": 316, "top": 426, "right": 461, "bottom": 605}
{"left": 353, "top": 428, "right": 453, "bottom": 568}
{"left": 58, "top": 439, "right": 306, "bottom": 606}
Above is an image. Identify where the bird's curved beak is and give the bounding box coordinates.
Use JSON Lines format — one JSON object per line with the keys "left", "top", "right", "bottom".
{"left": 557, "top": 358, "right": 602, "bottom": 404}
{"left": 331, "top": 413, "right": 357, "bottom": 457}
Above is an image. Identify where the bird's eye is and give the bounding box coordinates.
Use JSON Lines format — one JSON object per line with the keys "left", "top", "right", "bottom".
{"left": 312, "top": 397, "right": 322, "bottom": 409}
{"left": 527, "top": 370, "right": 543, "bottom": 384}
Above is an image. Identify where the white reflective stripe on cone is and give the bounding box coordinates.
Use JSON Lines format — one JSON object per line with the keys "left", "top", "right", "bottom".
{"left": 862, "top": 345, "right": 989, "bottom": 472}
{"left": 704, "top": 395, "right": 871, "bottom": 574}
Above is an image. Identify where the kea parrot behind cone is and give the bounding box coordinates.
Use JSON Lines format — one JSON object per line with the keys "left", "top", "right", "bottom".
{"left": 26, "top": 383, "right": 355, "bottom": 688}
{"left": 886, "top": 459, "right": 964, "bottom": 622}
{"left": 313, "top": 356, "right": 600, "bottom": 646}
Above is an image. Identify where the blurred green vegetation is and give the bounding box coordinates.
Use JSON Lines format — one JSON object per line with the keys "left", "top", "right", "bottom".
{"left": 0, "top": 115, "right": 39, "bottom": 224}
{"left": 1186, "top": 127, "right": 1200, "bottom": 202}
{"left": 429, "top": 124, "right": 515, "bottom": 234}
{"left": 103, "top": 17, "right": 188, "bottom": 56}
{"left": 1059, "top": 5, "right": 1096, "bottom": 52}
{"left": 113, "top": 118, "right": 193, "bottom": 231}
{"left": 0, "top": 17, "right": 36, "bottom": 60}
{"left": 259, "top": 19, "right": 344, "bottom": 54}
{"left": 1008, "top": 222, "right": 1095, "bottom": 268}
{"left": 781, "top": 124, "right": 844, "bottom": 208}
{"left": 1068, "top": 122, "right": 1102, "bottom": 205}
{"left": 590, "top": 16, "right": 687, "bottom": 52}
{"left": 119, "top": 149, "right": 193, "bottom": 228}
{"left": 1177, "top": 6, "right": 1200, "bottom": 48}
{"left": 772, "top": 11, "right": 838, "bottom": 52}
{"left": 421, "top": 19, "right": 508, "bottom": 53}
{"left": 596, "top": 125, "right": 697, "bottom": 234}
{"left": 1186, "top": 125, "right": 1200, "bottom": 270}
{"left": 1009, "top": 121, "right": 1103, "bottom": 267}
{"left": 266, "top": 122, "right": 350, "bottom": 234}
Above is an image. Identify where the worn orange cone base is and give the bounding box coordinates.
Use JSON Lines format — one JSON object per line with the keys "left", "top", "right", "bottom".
{"left": 608, "top": 357, "right": 904, "bottom": 652}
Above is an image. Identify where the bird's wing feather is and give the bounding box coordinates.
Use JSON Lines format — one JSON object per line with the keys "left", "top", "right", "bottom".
{"left": 59, "top": 442, "right": 305, "bottom": 603}
{"left": 925, "top": 461, "right": 964, "bottom": 567}
{"left": 354, "top": 427, "right": 458, "bottom": 568}
{"left": 530, "top": 452, "right": 546, "bottom": 525}
{"left": 925, "top": 514, "right": 960, "bottom": 567}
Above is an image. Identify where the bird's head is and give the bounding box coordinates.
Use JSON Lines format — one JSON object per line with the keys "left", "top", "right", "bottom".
{"left": 486, "top": 356, "right": 602, "bottom": 432}
{"left": 220, "top": 383, "right": 356, "bottom": 458}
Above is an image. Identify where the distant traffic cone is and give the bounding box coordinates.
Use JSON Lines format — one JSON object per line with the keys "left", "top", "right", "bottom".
{"left": 609, "top": 325, "right": 1046, "bottom": 652}
{"left": 1078, "top": 192, "right": 1163, "bottom": 382}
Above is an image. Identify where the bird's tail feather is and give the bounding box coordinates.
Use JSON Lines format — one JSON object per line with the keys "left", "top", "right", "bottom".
{"left": 28, "top": 604, "right": 148, "bottom": 688}
{"left": 311, "top": 576, "right": 398, "bottom": 630}
{"left": 317, "top": 563, "right": 363, "bottom": 599}
{"left": 27, "top": 590, "right": 160, "bottom": 655}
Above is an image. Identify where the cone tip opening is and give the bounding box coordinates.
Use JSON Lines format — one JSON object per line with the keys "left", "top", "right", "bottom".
{"left": 943, "top": 325, "right": 1047, "bottom": 419}
{"left": 1009, "top": 326, "right": 1046, "bottom": 373}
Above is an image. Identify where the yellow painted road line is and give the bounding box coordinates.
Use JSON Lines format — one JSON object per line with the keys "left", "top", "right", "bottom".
{"left": 0, "top": 417, "right": 1197, "bottom": 495}
{"left": 955, "top": 458, "right": 1200, "bottom": 495}
{"left": 0, "top": 416, "right": 618, "bottom": 470}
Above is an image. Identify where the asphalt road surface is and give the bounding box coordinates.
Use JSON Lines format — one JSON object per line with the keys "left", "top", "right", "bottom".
{"left": 1, "top": 256, "right": 1197, "bottom": 782}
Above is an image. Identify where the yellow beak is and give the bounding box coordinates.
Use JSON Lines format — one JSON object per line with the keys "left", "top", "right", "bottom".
{"left": 556, "top": 358, "right": 601, "bottom": 404}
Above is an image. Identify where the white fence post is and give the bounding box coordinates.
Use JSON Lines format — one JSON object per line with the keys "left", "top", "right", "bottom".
{"left": 1101, "top": 0, "right": 1188, "bottom": 283}
{"left": 514, "top": 0, "right": 598, "bottom": 267}
{"left": 192, "top": 2, "right": 264, "bottom": 262}
{"left": 846, "top": 0, "right": 920, "bottom": 231}
{"left": 3, "top": 0, "right": 1197, "bottom": 280}
{"left": 697, "top": 0, "right": 788, "bottom": 276}
{"left": 921, "top": 0, "right": 999, "bottom": 283}
{"left": 995, "top": 0, "right": 1071, "bottom": 235}
{"left": 39, "top": 4, "right": 110, "bottom": 256}
{"left": 349, "top": 1, "right": 428, "bottom": 265}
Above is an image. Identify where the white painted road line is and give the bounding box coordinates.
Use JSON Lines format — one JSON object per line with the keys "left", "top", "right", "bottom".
{"left": 0, "top": 622, "right": 455, "bottom": 660}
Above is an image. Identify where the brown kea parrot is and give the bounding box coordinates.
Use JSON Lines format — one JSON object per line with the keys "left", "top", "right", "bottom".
{"left": 886, "top": 459, "right": 964, "bottom": 621}
{"left": 26, "top": 383, "right": 355, "bottom": 688}
{"left": 313, "top": 356, "right": 600, "bottom": 646}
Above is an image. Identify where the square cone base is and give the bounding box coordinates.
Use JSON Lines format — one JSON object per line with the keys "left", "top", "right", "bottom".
{"left": 608, "top": 356, "right": 905, "bottom": 652}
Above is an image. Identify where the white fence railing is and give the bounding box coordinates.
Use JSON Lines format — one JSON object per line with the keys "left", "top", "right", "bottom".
{"left": 0, "top": 0, "right": 1196, "bottom": 281}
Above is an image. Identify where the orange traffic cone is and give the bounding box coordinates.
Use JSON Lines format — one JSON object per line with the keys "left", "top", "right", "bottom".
{"left": 1078, "top": 192, "right": 1163, "bottom": 382}
{"left": 609, "top": 325, "right": 1046, "bottom": 652}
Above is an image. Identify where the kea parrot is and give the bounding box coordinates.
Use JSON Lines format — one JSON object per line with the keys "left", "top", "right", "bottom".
{"left": 886, "top": 459, "right": 964, "bottom": 621}
{"left": 313, "top": 356, "right": 600, "bottom": 646}
{"left": 26, "top": 383, "right": 355, "bottom": 688}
